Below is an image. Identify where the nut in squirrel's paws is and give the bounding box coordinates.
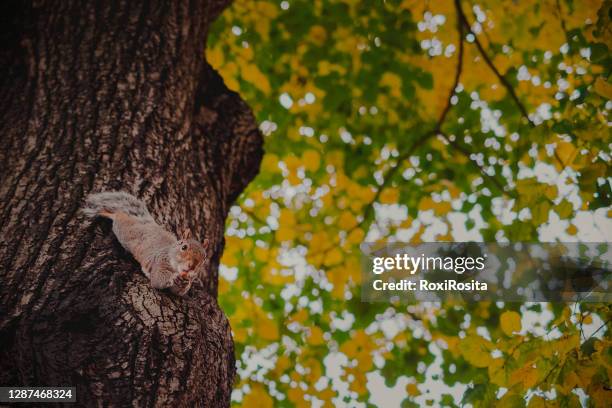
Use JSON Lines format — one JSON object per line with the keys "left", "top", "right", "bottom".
{"left": 179, "top": 266, "right": 199, "bottom": 280}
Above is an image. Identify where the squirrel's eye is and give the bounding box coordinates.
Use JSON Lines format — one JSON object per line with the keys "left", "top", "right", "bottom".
{"left": 181, "top": 244, "right": 188, "bottom": 251}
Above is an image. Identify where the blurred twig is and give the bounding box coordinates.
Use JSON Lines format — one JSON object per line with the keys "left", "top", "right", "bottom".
{"left": 241, "top": 206, "right": 268, "bottom": 225}
{"left": 439, "top": 130, "right": 515, "bottom": 198}
{"left": 361, "top": 129, "right": 436, "bottom": 226}
{"left": 554, "top": 0, "right": 570, "bottom": 40}
{"left": 587, "top": 318, "right": 611, "bottom": 341}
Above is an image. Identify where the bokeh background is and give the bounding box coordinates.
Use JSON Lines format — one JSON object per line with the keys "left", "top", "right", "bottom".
{"left": 207, "top": 1, "right": 611, "bottom": 406}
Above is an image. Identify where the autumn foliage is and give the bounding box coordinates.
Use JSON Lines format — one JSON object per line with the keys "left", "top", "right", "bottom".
{"left": 208, "top": 0, "right": 611, "bottom": 406}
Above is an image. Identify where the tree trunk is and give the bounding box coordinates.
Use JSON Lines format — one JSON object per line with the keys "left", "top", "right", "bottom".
{"left": 0, "top": 1, "right": 262, "bottom": 406}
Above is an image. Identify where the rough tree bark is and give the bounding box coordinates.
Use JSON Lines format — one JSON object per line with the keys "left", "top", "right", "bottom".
{"left": 0, "top": 1, "right": 262, "bottom": 406}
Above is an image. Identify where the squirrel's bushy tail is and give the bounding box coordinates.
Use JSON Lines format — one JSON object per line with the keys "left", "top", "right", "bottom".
{"left": 82, "top": 191, "right": 154, "bottom": 221}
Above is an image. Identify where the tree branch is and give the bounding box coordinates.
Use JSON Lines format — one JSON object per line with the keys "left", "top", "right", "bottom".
{"left": 437, "top": 4, "right": 465, "bottom": 128}
{"left": 455, "top": 0, "right": 535, "bottom": 126}
{"left": 360, "top": 7, "right": 466, "bottom": 227}
{"left": 554, "top": 0, "right": 570, "bottom": 40}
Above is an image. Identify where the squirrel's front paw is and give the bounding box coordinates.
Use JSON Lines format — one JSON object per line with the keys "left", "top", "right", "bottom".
{"left": 170, "top": 273, "right": 192, "bottom": 296}
{"left": 172, "top": 273, "right": 188, "bottom": 286}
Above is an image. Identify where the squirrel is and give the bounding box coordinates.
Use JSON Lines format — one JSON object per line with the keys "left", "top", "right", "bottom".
{"left": 82, "top": 191, "right": 207, "bottom": 297}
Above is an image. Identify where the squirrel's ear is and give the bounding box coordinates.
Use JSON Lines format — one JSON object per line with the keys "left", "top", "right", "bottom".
{"left": 181, "top": 228, "right": 192, "bottom": 240}
{"left": 202, "top": 238, "right": 211, "bottom": 250}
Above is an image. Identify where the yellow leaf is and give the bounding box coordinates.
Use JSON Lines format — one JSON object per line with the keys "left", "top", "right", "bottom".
{"left": 324, "top": 248, "right": 343, "bottom": 266}
{"left": 257, "top": 313, "right": 279, "bottom": 341}
{"left": 593, "top": 77, "right": 612, "bottom": 99}
{"left": 241, "top": 63, "right": 271, "bottom": 94}
{"left": 488, "top": 358, "right": 508, "bottom": 387}
{"left": 287, "top": 387, "right": 305, "bottom": 404}
{"left": 516, "top": 178, "right": 545, "bottom": 206}
{"left": 419, "top": 197, "right": 452, "bottom": 215}
{"left": 532, "top": 201, "right": 551, "bottom": 225}
{"left": 510, "top": 363, "right": 539, "bottom": 388}
{"left": 302, "top": 149, "right": 321, "bottom": 171}
{"left": 276, "top": 225, "right": 296, "bottom": 242}
{"left": 528, "top": 395, "right": 547, "bottom": 408}
{"left": 221, "top": 250, "right": 240, "bottom": 267}
{"left": 275, "top": 355, "right": 291, "bottom": 374}
{"left": 309, "top": 25, "right": 328, "bottom": 46}
{"left": 493, "top": 54, "right": 512, "bottom": 75}
{"left": 433, "top": 201, "right": 452, "bottom": 216}
{"left": 284, "top": 155, "right": 301, "bottom": 171}
{"left": 338, "top": 211, "right": 358, "bottom": 229}
{"left": 346, "top": 228, "right": 365, "bottom": 245}
{"left": 459, "top": 335, "right": 493, "bottom": 368}
{"left": 304, "top": 357, "right": 323, "bottom": 383}
{"left": 243, "top": 384, "right": 273, "bottom": 408}
{"left": 261, "top": 154, "right": 280, "bottom": 173}
{"left": 410, "top": 224, "right": 426, "bottom": 244}
{"left": 317, "top": 388, "right": 335, "bottom": 403}
{"left": 254, "top": 246, "right": 269, "bottom": 262}
{"left": 218, "top": 276, "right": 230, "bottom": 294}
{"left": 239, "top": 46, "right": 254, "bottom": 61}
{"left": 497, "top": 392, "right": 524, "bottom": 408}
{"left": 308, "top": 326, "right": 325, "bottom": 346}
{"left": 207, "top": 47, "right": 224, "bottom": 68}
{"left": 327, "top": 268, "right": 348, "bottom": 298}
{"left": 500, "top": 311, "right": 522, "bottom": 336}
{"left": 345, "top": 367, "right": 369, "bottom": 395}
{"left": 379, "top": 188, "right": 399, "bottom": 204}
{"left": 327, "top": 150, "right": 345, "bottom": 167}
{"left": 219, "top": 64, "right": 240, "bottom": 92}
{"left": 555, "top": 334, "right": 580, "bottom": 356}
{"left": 335, "top": 173, "right": 349, "bottom": 190}
{"left": 544, "top": 185, "right": 558, "bottom": 200}
{"left": 563, "top": 371, "right": 580, "bottom": 393}
{"left": 287, "top": 172, "right": 301, "bottom": 185}
{"left": 356, "top": 353, "right": 373, "bottom": 372}
{"left": 291, "top": 309, "right": 309, "bottom": 324}
{"left": 240, "top": 238, "right": 253, "bottom": 251}
{"left": 318, "top": 60, "right": 332, "bottom": 75}
{"left": 279, "top": 208, "right": 296, "bottom": 225}
{"left": 555, "top": 199, "right": 574, "bottom": 219}
{"left": 406, "top": 383, "right": 421, "bottom": 397}
{"left": 555, "top": 141, "right": 578, "bottom": 168}
{"left": 233, "top": 327, "right": 247, "bottom": 343}
{"left": 380, "top": 72, "right": 403, "bottom": 98}
{"left": 566, "top": 224, "right": 578, "bottom": 235}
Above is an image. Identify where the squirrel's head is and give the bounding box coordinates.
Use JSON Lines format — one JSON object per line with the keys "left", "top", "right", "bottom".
{"left": 172, "top": 229, "right": 209, "bottom": 277}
